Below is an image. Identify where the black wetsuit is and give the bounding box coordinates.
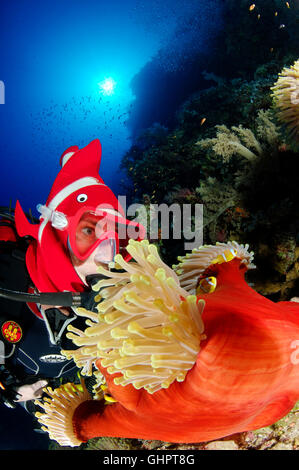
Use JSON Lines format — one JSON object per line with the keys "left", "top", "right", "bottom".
{"left": 0, "top": 240, "right": 86, "bottom": 409}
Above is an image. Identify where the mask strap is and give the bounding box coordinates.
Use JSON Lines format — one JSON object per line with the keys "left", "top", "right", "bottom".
{"left": 37, "top": 204, "right": 68, "bottom": 230}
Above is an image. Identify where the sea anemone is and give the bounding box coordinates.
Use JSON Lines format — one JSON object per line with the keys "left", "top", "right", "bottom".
{"left": 63, "top": 239, "right": 206, "bottom": 394}
{"left": 271, "top": 59, "right": 299, "bottom": 143}
{"left": 36, "top": 240, "right": 299, "bottom": 447}
{"left": 172, "top": 240, "right": 255, "bottom": 294}
{"left": 35, "top": 381, "right": 91, "bottom": 447}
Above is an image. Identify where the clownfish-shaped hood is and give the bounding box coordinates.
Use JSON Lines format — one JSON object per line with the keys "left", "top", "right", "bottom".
{"left": 15, "top": 139, "right": 136, "bottom": 293}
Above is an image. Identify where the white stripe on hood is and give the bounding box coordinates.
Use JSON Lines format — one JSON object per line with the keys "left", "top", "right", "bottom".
{"left": 38, "top": 177, "right": 104, "bottom": 243}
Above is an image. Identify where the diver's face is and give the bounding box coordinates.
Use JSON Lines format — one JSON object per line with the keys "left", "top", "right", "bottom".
{"left": 75, "top": 213, "right": 101, "bottom": 256}
{"left": 71, "top": 213, "right": 111, "bottom": 284}
{"left": 70, "top": 214, "right": 104, "bottom": 284}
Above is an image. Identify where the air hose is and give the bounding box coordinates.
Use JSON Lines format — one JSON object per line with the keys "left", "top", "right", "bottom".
{"left": 0, "top": 274, "right": 105, "bottom": 309}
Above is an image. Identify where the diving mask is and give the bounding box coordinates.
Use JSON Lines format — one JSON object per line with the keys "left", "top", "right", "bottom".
{"left": 67, "top": 206, "right": 145, "bottom": 264}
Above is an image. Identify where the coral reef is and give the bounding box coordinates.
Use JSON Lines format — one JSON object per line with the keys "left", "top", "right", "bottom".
{"left": 127, "top": 0, "right": 299, "bottom": 139}
{"left": 121, "top": 62, "right": 299, "bottom": 300}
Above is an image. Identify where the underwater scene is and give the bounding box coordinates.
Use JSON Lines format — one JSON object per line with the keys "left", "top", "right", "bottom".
{"left": 0, "top": 0, "right": 298, "bottom": 453}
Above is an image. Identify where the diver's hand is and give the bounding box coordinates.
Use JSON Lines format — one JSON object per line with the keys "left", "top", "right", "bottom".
{"left": 291, "top": 297, "right": 299, "bottom": 303}
{"left": 14, "top": 380, "right": 48, "bottom": 402}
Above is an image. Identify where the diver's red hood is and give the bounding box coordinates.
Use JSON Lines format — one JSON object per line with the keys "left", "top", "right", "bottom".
{"left": 14, "top": 139, "right": 136, "bottom": 293}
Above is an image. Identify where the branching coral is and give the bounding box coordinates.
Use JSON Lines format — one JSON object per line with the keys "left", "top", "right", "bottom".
{"left": 271, "top": 59, "right": 299, "bottom": 143}
{"left": 196, "top": 123, "right": 262, "bottom": 162}
{"left": 196, "top": 110, "right": 280, "bottom": 163}
{"left": 63, "top": 239, "right": 206, "bottom": 394}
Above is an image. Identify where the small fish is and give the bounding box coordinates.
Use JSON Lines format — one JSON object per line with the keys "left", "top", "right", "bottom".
{"left": 270, "top": 47, "right": 274, "bottom": 52}
{"left": 286, "top": 2, "right": 290, "bottom": 8}
{"left": 249, "top": 4, "right": 256, "bottom": 11}
{"left": 257, "top": 14, "right": 261, "bottom": 19}
{"left": 235, "top": 207, "right": 249, "bottom": 217}
{"left": 275, "top": 11, "right": 278, "bottom": 16}
{"left": 200, "top": 117, "right": 207, "bottom": 126}
{"left": 196, "top": 276, "right": 217, "bottom": 295}
{"left": 279, "top": 24, "right": 286, "bottom": 29}
{"left": 211, "top": 249, "right": 238, "bottom": 265}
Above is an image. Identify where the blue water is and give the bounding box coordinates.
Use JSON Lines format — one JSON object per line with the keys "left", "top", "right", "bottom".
{"left": 0, "top": 0, "right": 224, "bottom": 450}
{"left": 0, "top": 0, "right": 223, "bottom": 216}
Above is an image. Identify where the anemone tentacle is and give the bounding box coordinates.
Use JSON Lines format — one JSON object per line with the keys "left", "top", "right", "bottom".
{"left": 62, "top": 239, "right": 206, "bottom": 394}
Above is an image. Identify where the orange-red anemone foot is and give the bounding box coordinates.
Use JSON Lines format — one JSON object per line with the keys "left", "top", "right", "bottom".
{"left": 72, "top": 259, "right": 299, "bottom": 443}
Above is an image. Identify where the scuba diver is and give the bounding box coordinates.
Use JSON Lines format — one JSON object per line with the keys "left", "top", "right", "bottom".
{"left": 0, "top": 139, "right": 145, "bottom": 414}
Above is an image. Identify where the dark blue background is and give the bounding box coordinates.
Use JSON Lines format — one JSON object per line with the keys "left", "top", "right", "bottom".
{"left": 0, "top": 0, "right": 223, "bottom": 216}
